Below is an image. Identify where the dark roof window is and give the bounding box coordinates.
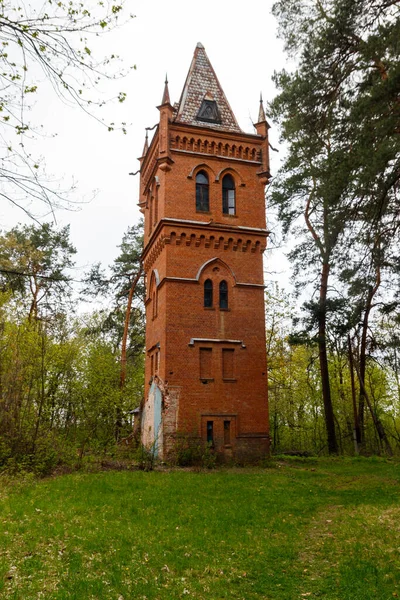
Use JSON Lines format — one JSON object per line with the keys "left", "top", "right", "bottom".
{"left": 196, "top": 99, "right": 221, "bottom": 124}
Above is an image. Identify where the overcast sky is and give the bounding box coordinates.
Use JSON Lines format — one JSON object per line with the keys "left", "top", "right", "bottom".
{"left": 1, "top": 0, "right": 290, "bottom": 287}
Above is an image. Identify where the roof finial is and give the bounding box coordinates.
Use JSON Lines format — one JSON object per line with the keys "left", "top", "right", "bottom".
{"left": 161, "top": 74, "right": 170, "bottom": 105}
{"left": 142, "top": 130, "right": 149, "bottom": 155}
{"left": 258, "top": 92, "right": 266, "bottom": 123}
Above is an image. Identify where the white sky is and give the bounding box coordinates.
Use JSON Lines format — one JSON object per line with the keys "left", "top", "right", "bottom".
{"left": 1, "top": 0, "right": 291, "bottom": 287}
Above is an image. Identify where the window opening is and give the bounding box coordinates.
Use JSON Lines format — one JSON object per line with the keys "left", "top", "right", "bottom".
{"left": 222, "top": 348, "right": 235, "bottom": 379}
{"left": 222, "top": 174, "right": 235, "bottom": 215}
{"left": 196, "top": 99, "right": 221, "bottom": 124}
{"left": 219, "top": 280, "right": 228, "bottom": 309}
{"left": 200, "top": 347, "right": 213, "bottom": 380}
{"left": 152, "top": 290, "right": 157, "bottom": 319}
{"left": 207, "top": 421, "right": 214, "bottom": 444}
{"left": 224, "top": 421, "right": 231, "bottom": 445}
{"left": 204, "top": 278, "right": 213, "bottom": 307}
{"left": 196, "top": 171, "right": 209, "bottom": 212}
{"left": 149, "top": 194, "right": 153, "bottom": 230}
{"left": 154, "top": 187, "right": 158, "bottom": 226}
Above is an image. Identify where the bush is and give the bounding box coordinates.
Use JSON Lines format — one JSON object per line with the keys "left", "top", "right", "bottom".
{"left": 171, "top": 434, "right": 217, "bottom": 469}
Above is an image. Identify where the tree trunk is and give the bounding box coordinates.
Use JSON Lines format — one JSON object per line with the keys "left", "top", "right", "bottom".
{"left": 347, "top": 335, "right": 361, "bottom": 450}
{"left": 116, "top": 265, "right": 142, "bottom": 441}
{"left": 358, "top": 265, "right": 381, "bottom": 443}
{"left": 318, "top": 262, "right": 338, "bottom": 454}
{"left": 353, "top": 359, "right": 393, "bottom": 456}
{"left": 119, "top": 266, "right": 143, "bottom": 389}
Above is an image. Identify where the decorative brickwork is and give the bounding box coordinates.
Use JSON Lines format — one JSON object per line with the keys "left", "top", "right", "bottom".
{"left": 139, "top": 43, "right": 271, "bottom": 463}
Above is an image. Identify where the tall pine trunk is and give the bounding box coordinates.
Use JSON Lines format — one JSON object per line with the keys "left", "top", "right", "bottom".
{"left": 318, "top": 261, "right": 338, "bottom": 454}
{"left": 115, "top": 266, "right": 142, "bottom": 441}
{"left": 358, "top": 262, "right": 381, "bottom": 443}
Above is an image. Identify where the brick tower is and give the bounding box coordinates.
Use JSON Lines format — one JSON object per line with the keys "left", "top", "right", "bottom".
{"left": 139, "top": 43, "right": 271, "bottom": 462}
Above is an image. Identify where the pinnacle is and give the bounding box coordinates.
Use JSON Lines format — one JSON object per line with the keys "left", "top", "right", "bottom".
{"left": 161, "top": 74, "right": 170, "bottom": 105}
{"left": 258, "top": 93, "right": 266, "bottom": 123}
{"left": 142, "top": 130, "right": 149, "bottom": 155}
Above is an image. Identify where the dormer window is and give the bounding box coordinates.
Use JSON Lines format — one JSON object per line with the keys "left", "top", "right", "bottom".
{"left": 196, "top": 171, "right": 209, "bottom": 212}
{"left": 196, "top": 99, "right": 221, "bottom": 124}
{"left": 222, "top": 174, "right": 235, "bottom": 215}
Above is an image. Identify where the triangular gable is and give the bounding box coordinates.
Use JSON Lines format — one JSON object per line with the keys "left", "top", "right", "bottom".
{"left": 175, "top": 43, "right": 242, "bottom": 133}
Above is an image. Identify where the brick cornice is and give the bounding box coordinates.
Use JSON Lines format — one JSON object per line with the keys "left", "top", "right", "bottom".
{"left": 142, "top": 218, "right": 269, "bottom": 271}
{"left": 170, "top": 121, "right": 264, "bottom": 144}
{"left": 144, "top": 217, "right": 268, "bottom": 254}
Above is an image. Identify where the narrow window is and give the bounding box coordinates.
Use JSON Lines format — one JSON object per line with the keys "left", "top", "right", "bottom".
{"left": 224, "top": 421, "right": 231, "bottom": 445}
{"left": 196, "top": 171, "right": 209, "bottom": 212}
{"left": 207, "top": 421, "right": 214, "bottom": 444}
{"left": 151, "top": 354, "right": 154, "bottom": 377}
{"left": 200, "top": 347, "right": 213, "bottom": 380}
{"left": 222, "top": 348, "right": 235, "bottom": 379}
{"left": 204, "top": 279, "right": 213, "bottom": 307}
{"left": 154, "top": 187, "right": 158, "bottom": 226}
{"left": 222, "top": 174, "right": 235, "bottom": 215}
{"left": 152, "top": 290, "right": 157, "bottom": 319}
{"left": 219, "top": 280, "right": 228, "bottom": 309}
{"left": 149, "top": 194, "right": 153, "bottom": 230}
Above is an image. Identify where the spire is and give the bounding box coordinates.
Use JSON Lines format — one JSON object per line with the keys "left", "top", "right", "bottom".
{"left": 161, "top": 74, "right": 170, "bottom": 105}
{"left": 257, "top": 93, "right": 266, "bottom": 123}
{"left": 174, "top": 43, "right": 241, "bottom": 133}
{"left": 142, "top": 130, "right": 149, "bottom": 156}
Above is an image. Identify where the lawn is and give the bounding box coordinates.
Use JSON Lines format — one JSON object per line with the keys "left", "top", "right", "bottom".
{"left": 0, "top": 458, "right": 399, "bottom": 599}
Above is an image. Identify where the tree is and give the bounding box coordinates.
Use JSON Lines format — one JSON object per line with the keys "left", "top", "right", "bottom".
{"left": 0, "top": 222, "right": 76, "bottom": 320}
{"left": 0, "top": 0, "right": 134, "bottom": 218}
{"left": 83, "top": 220, "right": 144, "bottom": 436}
{"left": 270, "top": 0, "right": 400, "bottom": 453}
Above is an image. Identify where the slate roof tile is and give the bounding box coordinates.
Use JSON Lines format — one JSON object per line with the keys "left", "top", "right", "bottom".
{"left": 174, "top": 43, "right": 242, "bottom": 133}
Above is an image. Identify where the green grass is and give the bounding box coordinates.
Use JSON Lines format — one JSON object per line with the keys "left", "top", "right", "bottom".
{"left": 0, "top": 458, "right": 400, "bottom": 599}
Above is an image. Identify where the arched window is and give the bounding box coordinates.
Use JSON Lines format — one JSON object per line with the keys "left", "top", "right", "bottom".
{"left": 219, "top": 280, "right": 228, "bottom": 309}
{"left": 204, "top": 279, "right": 213, "bottom": 307}
{"left": 222, "top": 174, "right": 235, "bottom": 215}
{"left": 196, "top": 171, "right": 209, "bottom": 212}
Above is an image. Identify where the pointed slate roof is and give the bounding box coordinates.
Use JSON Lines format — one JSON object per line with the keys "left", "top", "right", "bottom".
{"left": 174, "top": 43, "right": 242, "bottom": 133}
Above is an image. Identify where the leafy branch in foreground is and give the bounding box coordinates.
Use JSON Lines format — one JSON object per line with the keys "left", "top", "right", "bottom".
{"left": 0, "top": 0, "right": 135, "bottom": 217}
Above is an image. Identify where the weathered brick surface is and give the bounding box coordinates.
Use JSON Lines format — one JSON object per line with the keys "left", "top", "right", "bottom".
{"left": 140, "top": 45, "right": 270, "bottom": 463}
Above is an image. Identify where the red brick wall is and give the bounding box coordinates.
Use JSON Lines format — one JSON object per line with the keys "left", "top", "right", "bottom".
{"left": 141, "top": 119, "right": 270, "bottom": 462}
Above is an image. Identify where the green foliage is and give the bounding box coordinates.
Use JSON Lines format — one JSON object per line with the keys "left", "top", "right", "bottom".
{"left": 171, "top": 434, "right": 218, "bottom": 468}
{"left": 0, "top": 222, "right": 76, "bottom": 319}
{"left": 83, "top": 219, "right": 144, "bottom": 358}
{"left": 266, "top": 285, "right": 400, "bottom": 456}
{"left": 270, "top": 0, "right": 400, "bottom": 452}
{"left": 0, "top": 297, "right": 143, "bottom": 474}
